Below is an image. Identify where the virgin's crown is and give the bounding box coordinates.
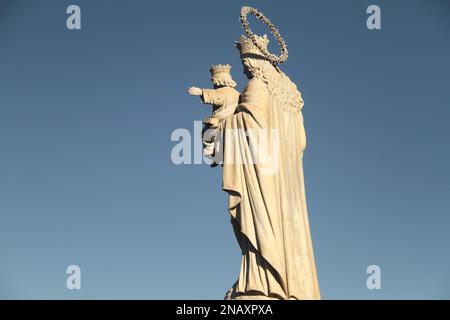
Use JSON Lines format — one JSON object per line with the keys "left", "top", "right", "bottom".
{"left": 235, "top": 34, "right": 269, "bottom": 56}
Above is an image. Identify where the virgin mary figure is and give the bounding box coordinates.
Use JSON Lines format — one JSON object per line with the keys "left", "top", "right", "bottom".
{"left": 218, "top": 33, "right": 321, "bottom": 300}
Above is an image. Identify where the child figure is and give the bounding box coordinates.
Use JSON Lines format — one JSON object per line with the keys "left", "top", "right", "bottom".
{"left": 188, "top": 64, "right": 240, "bottom": 163}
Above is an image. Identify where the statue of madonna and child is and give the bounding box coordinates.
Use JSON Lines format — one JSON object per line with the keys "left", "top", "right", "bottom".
{"left": 188, "top": 7, "right": 321, "bottom": 300}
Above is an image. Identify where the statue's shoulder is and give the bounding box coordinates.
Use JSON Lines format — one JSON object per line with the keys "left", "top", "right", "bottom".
{"left": 244, "top": 77, "right": 266, "bottom": 93}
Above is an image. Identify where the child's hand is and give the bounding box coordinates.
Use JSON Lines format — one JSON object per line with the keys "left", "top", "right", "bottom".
{"left": 188, "top": 86, "right": 202, "bottom": 96}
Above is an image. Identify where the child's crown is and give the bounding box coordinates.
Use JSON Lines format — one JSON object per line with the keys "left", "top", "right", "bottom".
{"left": 209, "top": 64, "right": 236, "bottom": 87}
{"left": 209, "top": 64, "right": 232, "bottom": 76}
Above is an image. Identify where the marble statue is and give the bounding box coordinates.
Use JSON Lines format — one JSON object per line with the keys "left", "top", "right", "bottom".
{"left": 188, "top": 6, "right": 320, "bottom": 300}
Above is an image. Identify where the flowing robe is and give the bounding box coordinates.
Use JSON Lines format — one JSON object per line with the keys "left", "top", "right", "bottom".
{"left": 221, "top": 75, "right": 321, "bottom": 300}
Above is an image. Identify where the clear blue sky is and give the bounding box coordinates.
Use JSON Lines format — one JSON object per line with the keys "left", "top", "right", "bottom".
{"left": 0, "top": 0, "right": 449, "bottom": 299}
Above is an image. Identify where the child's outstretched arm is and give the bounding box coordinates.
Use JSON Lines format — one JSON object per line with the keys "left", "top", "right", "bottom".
{"left": 188, "top": 86, "right": 225, "bottom": 106}
{"left": 188, "top": 86, "right": 203, "bottom": 97}
{"left": 188, "top": 86, "right": 211, "bottom": 104}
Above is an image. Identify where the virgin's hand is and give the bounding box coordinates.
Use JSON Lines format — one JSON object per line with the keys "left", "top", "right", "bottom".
{"left": 188, "top": 86, "right": 202, "bottom": 96}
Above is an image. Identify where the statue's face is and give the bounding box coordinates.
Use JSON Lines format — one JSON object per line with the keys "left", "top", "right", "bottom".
{"left": 241, "top": 59, "right": 253, "bottom": 80}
